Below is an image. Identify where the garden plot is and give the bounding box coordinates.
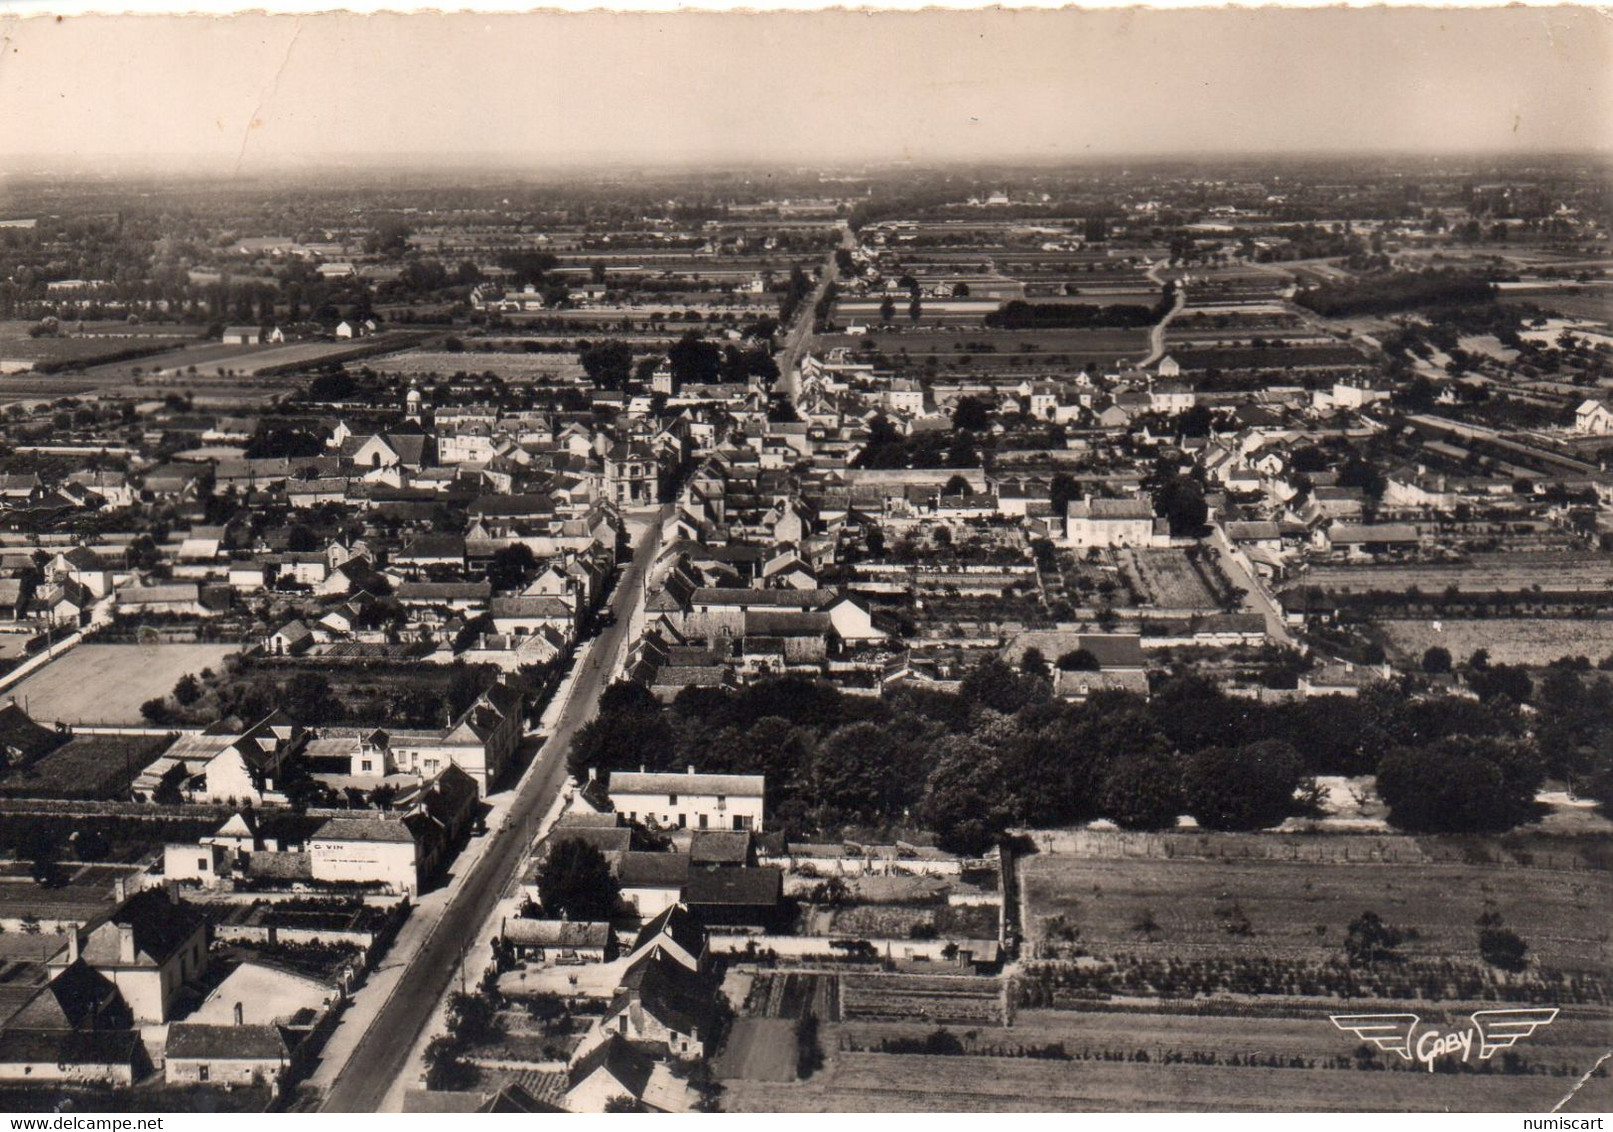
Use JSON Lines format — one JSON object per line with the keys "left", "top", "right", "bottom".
{"left": 840, "top": 973, "right": 1006, "bottom": 1026}
{"left": 1125, "top": 549, "right": 1225, "bottom": 610}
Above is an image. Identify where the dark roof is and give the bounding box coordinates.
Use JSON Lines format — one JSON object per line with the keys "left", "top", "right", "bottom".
{"left": 569, "top": 1034, "right": 656, "bottom": 1096}
{"left": 0, "top": 1029, "right": 139, "bottom": 1067}
{"left": 688, "top": 830, "right": 751, "bottom": 865}
{"left": 0, "top": 703, "right": 65, "bottom": 762}
{"left": 87, "top": 890, "right": 207, "bottom": 968}
{"left": 612, "top": 950, "right": 714, "bottom": 1038}
{"left": 165, "top": 1022, "right": 289, "bottom": 1061}
{"left": 631, "top": 903, "right": 705, "bottom": 961}
{"left": 544, "top": 827, "right": 632, "bottom": 857}
{"left": 617, "top": 852, "right": 690, "bottom": 889}
{"left": 6, "top": 960, "right": 119, "bottom": 1030}
{"left": 682, "top": 866, "right": 781, "bottom": 908}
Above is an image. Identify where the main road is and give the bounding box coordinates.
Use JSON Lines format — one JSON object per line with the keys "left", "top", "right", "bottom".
{"left": 319, "top": 505, "right": 668, "bottom": 1112}
{"left": 776, "top": 221, "right": 857, "bottom": 406}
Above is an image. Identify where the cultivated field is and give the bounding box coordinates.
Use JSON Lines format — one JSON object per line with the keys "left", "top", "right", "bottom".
{"left": 1286, "top": 552, "right": 1613, "bottom": 596}
{"left": 815, "top": 327, "right": 1148, "bottom": 366}
{"left": 720, "top": 1041, "right": 1611, "bottom": 1112}
{"left": 1372, "top": 618, "right": 1613, "bottom": 666}
{"left": 356, "top": 349, "right": 588, "bottom": 380}
{"left": 1125, "top": 549, "right": 1224, "bottom": 610}
{"left": 1018, "top": 839, "right": 1613, "bottom": 974}
{"left": 711, "top": 1018, "right": 798, "bottom": 1083}
{"left": 8, "top": 643, "right": 241, "bottom": 725}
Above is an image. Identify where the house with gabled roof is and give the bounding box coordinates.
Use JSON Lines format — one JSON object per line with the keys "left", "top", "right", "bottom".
{"left": 164, "top": 1022, "right": 291, "bottom": 1089}
{"left": 48, "top": 890, "right": 209, "bottom": 1023}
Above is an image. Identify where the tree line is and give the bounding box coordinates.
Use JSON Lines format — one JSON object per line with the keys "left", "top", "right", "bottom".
{"left": 565, "top": 660, "right": 1569, "bottom": 855}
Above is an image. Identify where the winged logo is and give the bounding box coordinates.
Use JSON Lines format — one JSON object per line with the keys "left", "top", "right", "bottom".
{"left": 1471, "top": 1008, "right": 1559, "bottom": 1059}
{"left": 1329, "top": 1013, "right": 1419, "bottom": 1060}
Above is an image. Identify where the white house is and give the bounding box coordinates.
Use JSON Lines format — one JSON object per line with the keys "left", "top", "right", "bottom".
{"left": 1063, "top": 496, "right": 1164, "bottom": 549}
{"left": 307, "top": 815, "right": 431, "bottom": 897}
{"left": 608, "top": 768, "right": 764, "bottom": 832}
{"left": 49, "top": 890, "right": 209, "bottom": 1024}
{"left": 1575, "top": 398, "right": 1613, "bottom": 436}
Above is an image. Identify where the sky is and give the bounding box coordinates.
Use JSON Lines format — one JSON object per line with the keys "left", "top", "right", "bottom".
{"left": 0, "top": 7, "right": 1606, "bottom": 171}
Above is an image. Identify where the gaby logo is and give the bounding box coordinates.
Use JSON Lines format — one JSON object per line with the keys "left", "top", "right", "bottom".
{"left": 1330, "top": 1009, "right": 1559, "bottom": 1072}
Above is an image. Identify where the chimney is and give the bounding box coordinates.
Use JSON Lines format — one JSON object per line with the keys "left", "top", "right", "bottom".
{"left": 587, "top": 767, "right": 597, "bottom": 782}
{"left": 65, "top": 926, "right": 80, "bottom": 965}
{"left": 687, "top": 765, "right": 695, "bottom": 775}
{"left": 117, "top": 923, "right": 136, "bottom": 965}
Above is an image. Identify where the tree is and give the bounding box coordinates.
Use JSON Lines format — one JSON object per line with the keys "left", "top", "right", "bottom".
{"left": 1020, "top": 647, "right": 1050, "bottom": 679}
{"left": 809, "top": 721, "right": 904, "bottom": 824}
{"left": 173, "top": 674, "right": 202, "bottom": 707}
{"left": 536, "top": 839, "right": 621, "bottom": 921}
{"left": 1344, "top": 911, "right": 1404, "bottom": 967}
{"left": 918, "top": 737, "right": 1013, "bottom": 856}
{"left": 568, "top": 684, "right": 676, "bottom": 781}
{"left": 1376, "top": 736, "right": 1543, "bottom": 833}
{"left": 951, "top": 396, "right": 990, "bottom": 432}
{"left": 1422, "top": 646, "right": 1453, "bottom": 675}
{"left": 959, "top": 657, "right": 1049, "bottom": 715}
{"left": 1100, "top": 750, "right": 1182, "bottom": 830}
{"left": 667, "top": 331, "right": 722, "bottom": 387}
{"left": 879, "top": 296, "right": 896, "bottom": 326}
{"left": 486, "top": 543, "right": 536, "bottom": 592}
{"left": 908, "top": 295, "right": 923, "bottom": 323}
{"left": 423, "top": 1036, "right": 477, "bottom": 1091}
{"left": 284, "top": 672, "right": 343, "bottom": 725}
{"left": 1182, "top": 741, "right": 1305, "bottom": 831}
{"left": 1153, "top": 475, "right": 1208, "bottom": 536}
{"left": 1056, "top": 649, "right": 1100, "bottom": 672}
{"left": 943, "top": 474, "right": 972, "bottom": 497}
{"left": 1478, "top": 926, "right": 1529, "bottom": 973}
{"left": 580, "top": 340, "right": 634, "bottom": 390}
{"left": 140, "top": 697, "right": 172, "bottom": 725}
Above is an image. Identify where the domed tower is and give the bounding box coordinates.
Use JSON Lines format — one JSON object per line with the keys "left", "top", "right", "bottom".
{"left": 404, "top": 381, "right": 424, "bottom": 423}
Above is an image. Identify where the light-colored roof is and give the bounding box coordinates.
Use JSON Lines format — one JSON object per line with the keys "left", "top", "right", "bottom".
{"left": 609, "top": 771, "right": 764, "bottom": 798}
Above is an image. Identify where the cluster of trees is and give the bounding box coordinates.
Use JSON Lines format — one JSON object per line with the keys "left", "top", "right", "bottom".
{"left": 984, "top": 299, "right": 1157, "bottom": 331}
{"left": 1294, "top": 270, "right": 1497, "bottom": 318}
{"left": 568, "top": 663, "right": 1551, "bottom": 855}
{"left": 854, "top": 413, "right": 978, "bottom": 471}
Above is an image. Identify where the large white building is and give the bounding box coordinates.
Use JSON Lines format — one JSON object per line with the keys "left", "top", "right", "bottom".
{"left": 1063, "top": 496, "right": 1166, "bottom": 549}
{"left": 608, "top": 769, "right": 765, "bottom": 832}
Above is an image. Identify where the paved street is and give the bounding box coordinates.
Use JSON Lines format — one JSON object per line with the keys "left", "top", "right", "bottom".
{"left": 777, "top": 221, "right": 855, "bottom": 405}
{"left": 318, "top": 506, "right": 667, "bottom": 1112}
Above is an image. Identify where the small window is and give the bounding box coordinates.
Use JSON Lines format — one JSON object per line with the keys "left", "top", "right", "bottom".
{"left": 360, "top": 760, "right": 373, "bottom": 773}
{"left": 197, "top": 857, "right": 209, "bottom": 871}
{"left": 668, "top": 793, "right": 678, "bottom": 806}
{"left": 198, "top": 1065, "right": 209, "bottom": 1082}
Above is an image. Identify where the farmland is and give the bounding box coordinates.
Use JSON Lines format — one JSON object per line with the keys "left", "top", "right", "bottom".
{"left": 1168, "top": 345, "right": 1368, "bottom": 371}
{"left": 1018, "top": 836, "right": 1613, "bottom": 972}
{"left": 7, "top": 643, "right": 241, "bottom": 725}
{"left": 816, "top": 327, "right": 1149, "bottom": 368}
{"left": 1124, "top": 548, "right": 1226, "bottom": 610}
{"left": 356, "top": 349, "right": 587, "bottom": 380}
{"left": 1371, "top": 619, "right": 1613, "bottom": 667}
{"left": 0, "top": 732, "right": 172, "bottom": 799}
{"left": 1285, "top": 552, "right": 1613, "bottom": 597}
{"left": 719, "top": 1037, "right": 1612, "bottom": 1112}
{"left": 722, "top": 833, "right": 1612, "bottom": 1111}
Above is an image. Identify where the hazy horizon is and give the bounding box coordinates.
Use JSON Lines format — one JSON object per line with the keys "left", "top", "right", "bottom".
{"left": 0, "top": 8, "right": 1607, "bottom": 171}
